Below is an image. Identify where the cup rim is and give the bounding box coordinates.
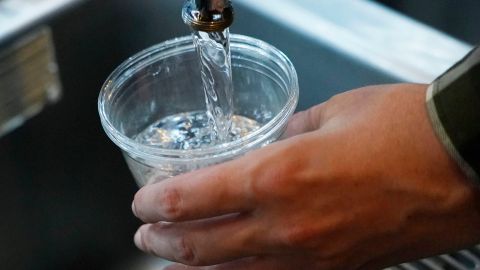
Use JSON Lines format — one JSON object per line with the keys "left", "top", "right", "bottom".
{"left": 98, "top": 34, "right": 299, "bottom": 162}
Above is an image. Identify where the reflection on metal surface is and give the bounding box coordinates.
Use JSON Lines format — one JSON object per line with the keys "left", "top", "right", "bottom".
{"left": 0, "top": 27, "right": 61, "bottom": 137}
{"left": 384, "top": 246, "right": 480, "bottom": 269}
{"left": 0, "top": 0, "right": 83, "bottom": 42}
{"left": 182, "top": 0, "right": 234, "bottom": 32}
{"left": 236, "top": 0, "right": 472, "bottom": 83}
{"left": 122, "top": 246, "right": 480, "bottom": 270}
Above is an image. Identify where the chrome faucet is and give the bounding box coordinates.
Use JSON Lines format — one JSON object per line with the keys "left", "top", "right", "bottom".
{"left": 182, "top": 0, "right": 234, "bottom": 32}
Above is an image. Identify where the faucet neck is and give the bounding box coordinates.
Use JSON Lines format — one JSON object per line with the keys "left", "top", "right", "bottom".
{"left": 182, "top": 0, "right": 234, "bottom": 32}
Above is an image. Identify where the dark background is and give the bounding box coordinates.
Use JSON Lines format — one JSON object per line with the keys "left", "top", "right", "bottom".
{"left": 378, "top": 0, "right": 480, "bottom": 44}
{"left": 0, "top": 0, "right": 478, "bottom": 269}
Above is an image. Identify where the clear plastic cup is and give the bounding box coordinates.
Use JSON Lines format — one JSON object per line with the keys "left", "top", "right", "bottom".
{"left": 98, "top": 34, "right": 299, "bottom": 186}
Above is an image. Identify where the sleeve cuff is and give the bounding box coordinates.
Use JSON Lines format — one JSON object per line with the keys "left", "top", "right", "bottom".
{"left": 426, "top": 84, "right": 480, "bottom": 185}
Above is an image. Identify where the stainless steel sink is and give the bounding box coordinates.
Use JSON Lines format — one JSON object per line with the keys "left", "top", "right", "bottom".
{"left": 0, "top": 0, "right": 476, "bottom": 269}
{"left": 388, "top": 246, "right": 480, "bottom": 270}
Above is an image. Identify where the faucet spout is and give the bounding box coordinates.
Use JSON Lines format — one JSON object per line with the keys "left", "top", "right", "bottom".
{"left": 182, "top": 0, "right": 234, "bottom": 32}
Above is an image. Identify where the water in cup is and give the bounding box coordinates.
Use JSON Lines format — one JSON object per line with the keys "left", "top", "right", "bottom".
{"left": 133, "top": 111, "right": 260, "bottom": 150}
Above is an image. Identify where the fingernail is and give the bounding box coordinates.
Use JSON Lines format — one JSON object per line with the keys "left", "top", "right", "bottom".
{"left": 134, "top": 229, "right": 143, "bottom": 250}
{"left": 132, "top": 201, "right": 137, "bottom": 217}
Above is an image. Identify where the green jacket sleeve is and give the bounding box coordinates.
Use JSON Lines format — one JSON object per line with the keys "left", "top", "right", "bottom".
{"left": 427, "top": 45, "right": 480, "bottom": 184}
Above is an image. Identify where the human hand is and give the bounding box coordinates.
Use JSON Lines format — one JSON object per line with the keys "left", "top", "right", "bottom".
{"left": 131, "top": 84, "right": 480, "bottom": 270}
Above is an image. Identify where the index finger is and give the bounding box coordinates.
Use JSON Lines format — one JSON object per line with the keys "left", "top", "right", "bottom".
{"left": 132, "top": 159, "right": 255, "bottom": 223}
{"left": 281, "top": 102, "right": 325, "bottom": 139}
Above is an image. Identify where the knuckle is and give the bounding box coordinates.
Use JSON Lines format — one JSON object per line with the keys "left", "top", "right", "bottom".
{"left": 246, "top": 164, "right": 273, "bottom": 202}
{"left": 305, "top": 106, "right": 320, "bottom": 130}
{"left": 278, "top": 225, "right": 316, "bottom": 249}
{"left": 173, "top": 236, "right": 199, "bottom": 265}
{"left": 157, "top": 187, "right": 184, "bottom": 220}
{"left": 242, "top": 155, "right": 266, "bottom": 201}
{"left": 133, "top": 190, "right": 146, "bottom": 218}
{"left": 138, "top": 226, "right": 156, "bottom": 255}
{"left": 247, "top": 145, "right": 306, "bottom": 201}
